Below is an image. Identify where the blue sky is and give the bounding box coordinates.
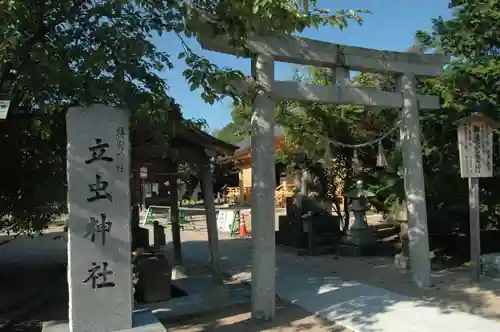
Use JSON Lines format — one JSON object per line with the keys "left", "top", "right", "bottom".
{"left": 153, "top": 0, "right": 452, "bottom": 133}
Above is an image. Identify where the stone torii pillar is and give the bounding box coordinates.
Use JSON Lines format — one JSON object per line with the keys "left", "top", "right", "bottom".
{"left": 397, "top": 73, "right": 431, "bottom": 287}
{"left": 250, "top": 55, "right": 276, "bottom": 320}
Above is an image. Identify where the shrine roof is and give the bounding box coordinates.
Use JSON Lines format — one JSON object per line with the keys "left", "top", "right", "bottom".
{"left": 132, "top": 104, "right": 238, "bottom": 158}
{"left": 235, "top": 126, "right": 285, "bottom": 151}
{"left": 178, "top": 125, "right": 238, "bottom": 156}
{"left": 217, "top": 126, "right": 285, "bottom": 164}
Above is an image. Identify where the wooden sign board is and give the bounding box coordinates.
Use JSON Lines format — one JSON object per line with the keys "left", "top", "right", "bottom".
{"left": 457, "top": 122, "right": 494, "bottom": 178}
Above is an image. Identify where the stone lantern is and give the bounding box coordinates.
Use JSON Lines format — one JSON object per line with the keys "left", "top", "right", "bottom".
{"left": 344, "top": 180, "right": 377, "bottom": 250}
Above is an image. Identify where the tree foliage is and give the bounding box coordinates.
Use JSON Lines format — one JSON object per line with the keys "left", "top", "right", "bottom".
{"left": 218, "top": 0, "right": 500, "bottom": 236}
{"left": 180, "top": 0, "right": 368, "bottom": 105}
{"left": 218, "top": 68, "right": 400, "bottom": 230}
{"left": 0, "top": 0, "right": 181, "bottom": 235}
{"left": 408, "top": 0, "right": 500, "bottom": 232}
{"left": 214, "top": 101, "right": 253, "bottom": 144}
{"left": 0, "top": 0, "right": 368, "bottom": 234}
{"left": 284, "top": 0, "right": 500, "bottom": 233}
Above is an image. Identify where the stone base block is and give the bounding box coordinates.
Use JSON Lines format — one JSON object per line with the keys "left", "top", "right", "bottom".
{"left": 481, "top": 253, "right": 500, "bottom": 278}
{"left": 344, "top": 228, "right": 377, "bottom": 247}
{"left": 42, "top": 310, "right": 165, "bottom": 332}
{"left": 135, "top": 253, "right": 172, "bottom": 303}
{"left": 132, "top": 227, "right": 150, "bottom": 251}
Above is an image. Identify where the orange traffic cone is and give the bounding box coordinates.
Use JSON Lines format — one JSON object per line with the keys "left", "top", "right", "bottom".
{"left": 239, "top": 213, "right": 249, "bottom": 237}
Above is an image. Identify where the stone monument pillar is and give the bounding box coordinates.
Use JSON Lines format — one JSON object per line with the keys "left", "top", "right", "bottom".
{"left": 66, "top": 104, "right": 132, "bottom": 332}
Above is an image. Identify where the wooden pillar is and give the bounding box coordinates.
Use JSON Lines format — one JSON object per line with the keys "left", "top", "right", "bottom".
{"left": 397, "top": 73, "right": 431, "bottom": 287}
{"left": 238, "top": 169, "right": 245, "bottom": 204}
{"left": 251, "top": 54, "right": 276, "bottom": 320}
{"left": 168, "top": 162, "right": 182, "bottom": 265}
{"left": 131, "top": 169, "right": 140, "bottom": 229}
{"left": 199, "top": 152, "right": 223, "bottom": 283}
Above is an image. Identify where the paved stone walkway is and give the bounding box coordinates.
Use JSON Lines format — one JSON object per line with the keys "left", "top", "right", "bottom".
{"left": 177, "top": 229, "right": 500, "bottom": 332}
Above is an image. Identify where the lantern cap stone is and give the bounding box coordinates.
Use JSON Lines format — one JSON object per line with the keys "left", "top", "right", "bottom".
{"left": 454, "top": 112, "right": 499, "bottom": 129}
{"left": 345, "top": 188, "right": 376, "bottom": 198}
{"left": 345, "top": 180, "right": 376, "bottom": 198}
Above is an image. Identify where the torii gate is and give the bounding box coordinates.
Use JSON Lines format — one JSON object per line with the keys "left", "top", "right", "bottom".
{"left": 199, "top": 34, "right": 449, "bottom": 320}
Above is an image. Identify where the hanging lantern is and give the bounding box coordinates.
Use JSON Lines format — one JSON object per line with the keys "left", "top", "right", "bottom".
{"left": 376, "top": 140, "right": 388, "bottom": 168}
{"left": 352, "top": 149, "right": 362, "bottom": 175}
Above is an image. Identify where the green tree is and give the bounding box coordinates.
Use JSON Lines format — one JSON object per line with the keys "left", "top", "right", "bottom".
{"left": 366, "top": 0, "right": 500, "bottom": 235}
{"left": 213, "top": 122, "right": 245, "bottom": 144}
{"left": 0, "top": 0, "right": 368, "bottom": 236}
{"left": 214, "top": 101, "right": 253, "bottom": 144}
{"left": 221, "top": 66, "right": 400, "bottom": 230}
{"left": 409, "top": 0, "right": 500, "bottom": 232}
{"left": 279, "top": 68, "right": 401, "bottom": 230}
{"left": 0, "top": 0, "right": 178, "bottom": 236}
{"left": 283, "top": 0, "right": 500, "bottom": 236}
{"left": 179, "top": 1, "right": 368, "bottom": 104}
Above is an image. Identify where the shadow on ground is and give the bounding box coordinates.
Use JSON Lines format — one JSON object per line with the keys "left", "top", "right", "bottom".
{"left": 162, "top": 300, "right": 347, "bottom": 332}
{"left": 0, "top": 232, "right": 68, "bottom": 332}
{"left": 178, "top": 231, "right": 500, "bottom": 331}
{"left": 2, "top": 227, "right": 500, "bottom": 332}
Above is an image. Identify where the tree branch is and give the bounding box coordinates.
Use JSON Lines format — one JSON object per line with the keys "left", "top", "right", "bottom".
{"left": 0, "top": 0, "right": 87, "bottom": 88}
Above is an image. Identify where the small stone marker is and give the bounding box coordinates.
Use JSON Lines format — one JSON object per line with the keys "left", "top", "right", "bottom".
{"left": 67, "top": 104, "right": 132, "bottom": 332}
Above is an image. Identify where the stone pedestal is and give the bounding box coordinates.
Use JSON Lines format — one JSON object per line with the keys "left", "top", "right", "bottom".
{"left": 42, "top": 310, "right": 165, "bottom": 332}
{"left": 153, "top": 222, "right": 166, "bottom": 249}
{"left": 135, "top": 253, "right": 172, "bottom": 303}
{"left": 394, "top": 252, "right": 410, "bottom": 269}
{"left": 341, "top": 213, "right": 377, "bottom": 256}
{"left": 132, "top": 227, "right": 150, "bottom": 251}
{"left": 343, "top": 206, "right": 376, "bottom": 249}
{"left": 344, "top": 227, "right": 377, "bottom": 247}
